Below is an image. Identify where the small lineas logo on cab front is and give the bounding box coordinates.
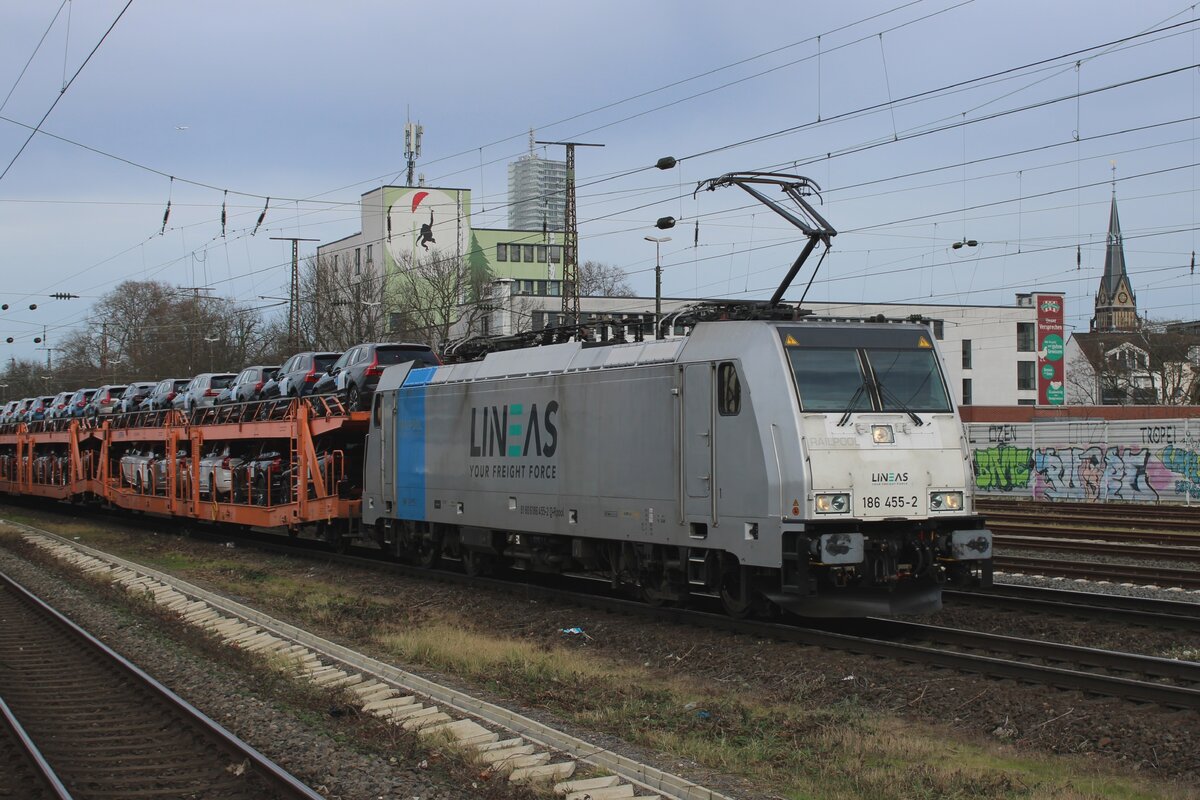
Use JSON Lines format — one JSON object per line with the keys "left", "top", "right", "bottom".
{"left": 871, "top": 472, "right": 908, "bottom": 483}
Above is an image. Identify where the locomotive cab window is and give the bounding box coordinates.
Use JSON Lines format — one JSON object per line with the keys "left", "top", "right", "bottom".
{"left": 717, "top": 362, "right": 741, "bottom": 416}
{"left": 785, "top": 341, "right": 952, "bottom": 414}
{"left": 787, "top": 349, "right": 870, "bottom": 412}
{"left": 867, "top": 349, "right": 951, "bottom": 412}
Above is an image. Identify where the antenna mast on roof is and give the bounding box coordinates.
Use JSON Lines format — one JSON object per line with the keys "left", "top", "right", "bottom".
{"left": 404, "top": 108, "right": 423, "bottom": 187}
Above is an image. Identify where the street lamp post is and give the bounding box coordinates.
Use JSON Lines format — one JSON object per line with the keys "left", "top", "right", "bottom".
{"left": 644, "top": 235, "right": 671, "bottom": 339}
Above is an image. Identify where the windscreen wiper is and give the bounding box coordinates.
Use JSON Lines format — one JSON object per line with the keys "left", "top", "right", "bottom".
{"left": 876, "top": 381, "right": 924, "bottom": 427}
{"left": 836, "top": 384, "right": 867, "bottom": 427}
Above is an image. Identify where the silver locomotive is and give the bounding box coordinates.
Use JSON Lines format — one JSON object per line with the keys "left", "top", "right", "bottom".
{"left": 363, "top": 317, "right": 991, "bottom": 617}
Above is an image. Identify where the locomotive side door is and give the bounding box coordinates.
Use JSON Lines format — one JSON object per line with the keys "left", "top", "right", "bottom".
{"left": 682, "top": 362, "right": 716, "bottom": 527}
{"left": 378, "top": 392, "right": 393, "bottom": 511}
{"left": 362, "top": 391, "right": 394, "bottom": 522}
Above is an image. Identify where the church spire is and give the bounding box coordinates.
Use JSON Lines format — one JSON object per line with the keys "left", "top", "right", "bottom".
{"left": 1101, "top": 191, "right": 1130, "bottom": 301}
{"left": 1091, "top": 167, "right": 1138, "bottom": 332}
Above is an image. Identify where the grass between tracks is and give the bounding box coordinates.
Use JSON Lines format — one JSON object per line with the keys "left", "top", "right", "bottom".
{"left": 0, "top": 508, "right": 1191, "bottom": 800}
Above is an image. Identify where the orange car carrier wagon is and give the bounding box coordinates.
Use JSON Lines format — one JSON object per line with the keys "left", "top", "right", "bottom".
{"left": 0, "top": 397, "right": 366, "bottom": 543}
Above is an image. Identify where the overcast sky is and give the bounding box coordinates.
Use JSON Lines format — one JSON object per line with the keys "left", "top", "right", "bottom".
{"left": 2, "top": 0, "right": 1198, "bottom": 364}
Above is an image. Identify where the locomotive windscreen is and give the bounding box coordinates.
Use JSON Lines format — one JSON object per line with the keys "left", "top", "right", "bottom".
{"left": 779, "top": 327, "right": 951, "bottom": 413}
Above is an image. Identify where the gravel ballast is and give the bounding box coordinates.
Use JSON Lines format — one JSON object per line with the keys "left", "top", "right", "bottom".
{"left": 0, "top": 540, "right": 515, "bottom": 800}
{"left": 2, "top": 508, "right": 1198, "bottom": 798}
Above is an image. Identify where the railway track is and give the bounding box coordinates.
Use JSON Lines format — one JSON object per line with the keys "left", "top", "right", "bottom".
{"left": 19, "top": 517, "right": 1200, "bottom": 713}
{"left": 996, "top": 535, "right": 1200, "bottom": 564}
{"left": 850, "top": 618, "right": 1200, "bottom": 709}
{"left": 979, "top": 497, "right": 1200, "bottom": 584}
{"left": 9, "top": 506, "right": 1200, "bottom": 717}
{"left": 945, "top": 584, "right": 1200, "bottom": 632}
{"left": 979, "top": 497, "right": 1200, "bottom": 524}
{"left": 0, "top": 570, "right": 323, "bottom": 800}
{"left": 994, "top": 554, "right": 1200, "bottom": 590}
{"left": 8, "top": 522, "right": 726, "bottom": 800}
{"left": 979, "top": 498, "right": 1200, "bottom": 546}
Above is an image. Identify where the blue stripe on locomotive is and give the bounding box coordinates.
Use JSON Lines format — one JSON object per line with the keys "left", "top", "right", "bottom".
{"left": 395, "top": 366, "right": 436, "bottom": 519}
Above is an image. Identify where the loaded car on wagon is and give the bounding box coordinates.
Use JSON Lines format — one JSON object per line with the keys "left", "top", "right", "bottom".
{"left": 312, "top": 342, "right": 438, "bottom": 411}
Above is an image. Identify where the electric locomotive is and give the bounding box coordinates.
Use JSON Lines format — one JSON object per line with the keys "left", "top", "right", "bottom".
{"left": 363, "top": 316, "right": 991, "bottom": 618}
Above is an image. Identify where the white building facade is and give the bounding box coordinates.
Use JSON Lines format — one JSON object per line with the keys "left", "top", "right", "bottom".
{"left": 507, "top": 154, "right": 566, "bottom": 232}
{"left": 461, "top": 285, "right": 1055, "bottom": 407}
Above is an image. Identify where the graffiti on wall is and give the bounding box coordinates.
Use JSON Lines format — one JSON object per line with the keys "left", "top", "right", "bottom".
{"left": 972, "top": 423, "right": 1200, "bottom": 503}
{"left": 974, "top": 445, "right": 1033, "bottom": 492}
{"left": 1032, "top": 446, "right": 1171, "bottom": 501}
{"left": 1161, "top": 445, "right": 1200, "bottom": 499}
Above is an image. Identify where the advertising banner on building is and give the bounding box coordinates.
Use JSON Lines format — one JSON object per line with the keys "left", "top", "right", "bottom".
{"left": 1035, "top": 293, "right": 1065, "bottom": 405}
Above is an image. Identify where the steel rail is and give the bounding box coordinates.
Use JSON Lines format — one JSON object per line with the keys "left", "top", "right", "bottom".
{"left": 849, "top": 619, "right": 1200, "bottom": 709}
{"left": 944, "top": 585, "right": 1200, "bottom": 632}
{"left": 5, "top": 519, "right": 733, "bottom": 800}
{"left": 862, "top": 618, "right": 1200, "bottom": 683}
{"left": 0, "top": 695, "right": 73, "bottom": 800}
{"left": 995, "top": 555, "right": 1200, "bottom": 589}
{"left": 9, "top": 510, "right": 1200, "bottom": 712}
{"left": 996, "top": 536, "right": 1200, "bottom": 563}
{"left": 979, "top": 500, "right": 1200, "bottom": 537}
{"left": 991, "top": 524, "right": 1198, "bottom": 546}
{"left": 55, "top": 521, "right": 1200, "bottom": 711}
{"left": 0, "top": 570, "right": 325, "bottom": 800}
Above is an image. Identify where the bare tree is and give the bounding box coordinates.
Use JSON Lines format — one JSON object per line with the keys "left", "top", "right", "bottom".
{"left": 389, "top": 248, "right": 485, "bottom": 349}
{"left": 51, "top": 280, "right": 276, "bottom": 386}
{"left": 295, "top": 254, "right": 393, "bottom": 351}
{"left": 579, "top": 260, "right": 634, "bottom": 297}
{"left": 0, "top": 358, "right": 55, "bottom": 401}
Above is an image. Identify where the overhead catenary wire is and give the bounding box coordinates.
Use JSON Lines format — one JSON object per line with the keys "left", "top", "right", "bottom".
{"left": 680, "top": 17, "right": 1200, "bottom": 166}
{"left": 0, "top": 0, "right": 134, "bottom": 186}
{"left": 12, "top": 17, "right": 1195, "bottom": 314}
{"left": 0, "top": 0, "right": 69, "bottom": 115}
{"left": 9, "top": 10, "right": 1200, "bottom": 357}
{"left": 0, "top": 1, "right": 944, "bottom": 210}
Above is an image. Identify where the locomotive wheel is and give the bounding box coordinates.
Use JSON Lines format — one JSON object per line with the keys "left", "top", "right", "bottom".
{"left": 640, "top": 586, "right": 669, "bottom": 607}
{"left": 417, "top": 531, "right": 443, "bottom": 569}
{"left": 638, "top": 569, "right": 676, "bottom": 606}
{"left": 719, "top": 564, "right": 757, "bottom": 619}
{"left": 461, "top": 549, "right": 491, "bottom": 577}
{"left": 318, "top": 521, "right": 349, "bottom": 553}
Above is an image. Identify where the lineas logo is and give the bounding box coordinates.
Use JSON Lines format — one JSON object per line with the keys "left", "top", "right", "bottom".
{"left": 470, "top": 401, "right": 559, "bottom": 458}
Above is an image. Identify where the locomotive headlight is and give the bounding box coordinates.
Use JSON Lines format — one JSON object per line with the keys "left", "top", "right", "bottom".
{"left": 815, "top": 492, "right": 850, "bottom": 514}
{"left": 929, "top": 491, "right": 963, "bottom": 511}
{"left": 871, "top": 424, "right": 894, "bottom": 444}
